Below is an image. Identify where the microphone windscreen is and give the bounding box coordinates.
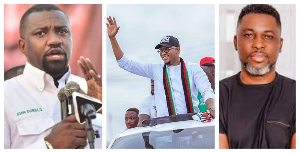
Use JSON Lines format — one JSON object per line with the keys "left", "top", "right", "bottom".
{"left": 64, "top": 81, "right": 81, "bottom": 97}
{"left": 57, "top": 88, "right": 67, "bottom": 102}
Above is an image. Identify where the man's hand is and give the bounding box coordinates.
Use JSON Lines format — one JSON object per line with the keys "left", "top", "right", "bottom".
{"left": 137, "top": 114, "right": 150, "bottom": 127}
{"left": 106, "top": 16, "right": 124, "bottom": 60}
{"left": 209, "top": 109, "right": 215, "bottom": 119}
{"left": 205, "top": 98, "right": 215, "bottom": 118}
{"left": 106, "top": 16, "right": 120, "bottom": 39}
{"left": 44, "top": 115, "right": 87, "bottom": 149}
{"left": 77, "top": 56, "right": 102, "bottom": 102}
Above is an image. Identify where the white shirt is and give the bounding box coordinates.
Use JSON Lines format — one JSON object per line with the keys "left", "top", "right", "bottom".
{"left": 117, "top": 55, "right": 214, "bottom": 117}
{"left": 140, "top": 95, "right": 157, "bottom": 118}
{"left": 4, "top": 62, "right": 102, "bottom": 149}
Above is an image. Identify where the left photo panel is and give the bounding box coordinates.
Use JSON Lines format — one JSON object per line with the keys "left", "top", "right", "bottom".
{"left": 4, "top": 4, "right": 103, "bottom": 149}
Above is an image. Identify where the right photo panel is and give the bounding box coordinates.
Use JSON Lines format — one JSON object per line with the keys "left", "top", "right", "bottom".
{"left": 219, "top": 4, "right": 296, "bottom": 149}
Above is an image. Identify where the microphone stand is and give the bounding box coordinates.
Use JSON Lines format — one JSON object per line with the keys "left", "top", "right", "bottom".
{"left": 82, "top": 103, "right": 100, "bottom": 149}
{"left": 85, "top": 118, "right": 100, "bottom": 149}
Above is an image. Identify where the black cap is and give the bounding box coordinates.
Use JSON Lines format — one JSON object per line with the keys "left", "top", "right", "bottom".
{"left": 155, "top": 36, "right": 180, "bottom": 49}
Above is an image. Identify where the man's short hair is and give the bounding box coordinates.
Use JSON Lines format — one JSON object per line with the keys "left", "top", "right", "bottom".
{"left": 201, "top": 63, "right": 215, "bottom": 74}
{"left": 19, "top": 4, "right": 68, "bottom": 38}
{"left": 201, "top": 63, "right": 215, "bottom": 68}
{"left": 237, "top": 4, "right": 281, "bottom": 29}
{"left": 4, "top": 65, "right": 25, "bottom": 81}
{"left": 126, "top": 108, "right": 139, "bottom": 115}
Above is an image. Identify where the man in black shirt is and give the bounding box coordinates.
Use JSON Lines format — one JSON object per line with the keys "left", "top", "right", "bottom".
{"left": 219, "top": 4, "right": 296, "bottom": 149}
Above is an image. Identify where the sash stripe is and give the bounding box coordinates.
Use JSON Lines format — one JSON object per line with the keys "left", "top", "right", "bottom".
{"left": 163, "top": 65, "right": 176, "bottom": 115}
{"left": 166, "top": 71, "right": 176, "bottom": 115}
{"left": 181, "top": 58, "right": 194, "bottom": 113}
{"left": 185, "top": 65, "right": 194, "bottom": 113}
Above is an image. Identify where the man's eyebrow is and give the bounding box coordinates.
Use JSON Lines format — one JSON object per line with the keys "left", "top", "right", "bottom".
{"left": 32, "top": 25, "right": 69, "bottom": 31}
{"left": 242, "top": 29, "right": 275, "bottom": 34}
{"left": 263, "top": 30, "right": 275, "bottom": 34}
{"left": 55, "top": 25, "right": 69, "bottom": 30}
{"left": 33, "top": 26, "right": 49, "bottom": 31}
{"left": 242, "top": 28, "right": 254, "bottom": 32}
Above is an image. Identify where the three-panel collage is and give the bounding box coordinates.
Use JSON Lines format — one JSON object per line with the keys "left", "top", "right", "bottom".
{"left": 3, "top": 2, "right": 297, "bottom": 150}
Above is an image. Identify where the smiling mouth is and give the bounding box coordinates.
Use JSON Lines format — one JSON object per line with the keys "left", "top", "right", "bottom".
{"left": 162, "top": 55, "right": 169, "bottom": 60}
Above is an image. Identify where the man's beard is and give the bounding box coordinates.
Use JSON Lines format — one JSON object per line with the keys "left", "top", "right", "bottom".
{"left": 42, "top": 52, "right": 68, "bottom": 78}
{"left": 242, "top": 51, "right": 275, "bottom": 76}
{"left": 243, "top": 62, "right": 274, "bottom": 76}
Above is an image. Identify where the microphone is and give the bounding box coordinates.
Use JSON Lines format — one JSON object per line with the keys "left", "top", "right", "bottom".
{"left": 72, "top": 92, "right": 102, "bottom": 149}
{"left": 72, "top": 92, "right": 102, "bottom": 124}
{"left": 64, "top": 81, "right": 81, "bottom": 115}
{"left": 81, "top": 103, "right": 97, "bottom": 120}
{"left": 57, "top": 88, "right": 68, "bottom": 120}
{"left": 64, "top": 81, "right": 83, "bottom": 149}
{"left": 64, "top": 81, "right": 101, "bottom": 149}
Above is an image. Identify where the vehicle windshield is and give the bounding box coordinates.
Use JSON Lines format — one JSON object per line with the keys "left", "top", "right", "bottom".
{"left": 110, "top": 126, "right": 214, "bottom": 149}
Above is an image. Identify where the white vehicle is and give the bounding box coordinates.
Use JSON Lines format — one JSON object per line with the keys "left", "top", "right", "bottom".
{"left": 107, "top": 113, "right": 215, "bottom": 149}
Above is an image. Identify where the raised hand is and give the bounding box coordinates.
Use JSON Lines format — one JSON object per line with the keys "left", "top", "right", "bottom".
{"left": 77, "top": 56, "right": 102, "bottom": 102}
{"left": 44, "top": 115, "right": 87, "bottom": 149}
{"left": 106, "top": 16, "right": 120, "bottom": 38}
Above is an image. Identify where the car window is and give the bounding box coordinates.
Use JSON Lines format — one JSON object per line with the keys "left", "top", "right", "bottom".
{"left": 111, "top": 126, "right": 214, "bottom": 149}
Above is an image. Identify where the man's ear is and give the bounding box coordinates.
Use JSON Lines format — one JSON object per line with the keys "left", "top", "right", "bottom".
{"left": 18, "top": 38, "right": 26, "bottom": 55}
{"left": 234, "top": 35, "right": 238, "bottom": 51}
{"left": 279, "top": 38, "right": 283, "bottom": 53}
{"left": 177, "top": 47, "right": 180, "bottom": 55}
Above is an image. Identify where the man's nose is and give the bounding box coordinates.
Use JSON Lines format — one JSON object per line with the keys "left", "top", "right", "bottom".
{"left": 252, "top": 36, "right": 265, "bottom": 50}
{"left": 48, "top": 32, "right": 62, "bottom": 47}
{"left": 160, "top": 50, "right": 167, "bottom": 55}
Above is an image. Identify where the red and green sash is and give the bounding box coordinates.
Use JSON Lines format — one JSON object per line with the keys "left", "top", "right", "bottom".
{"left": 163, "top": 58, "right": 194, "bottom": 116}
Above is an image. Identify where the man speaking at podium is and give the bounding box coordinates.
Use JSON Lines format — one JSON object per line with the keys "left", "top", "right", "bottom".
{"left": 4, "top": 4, "right": 102, "bottom": 149}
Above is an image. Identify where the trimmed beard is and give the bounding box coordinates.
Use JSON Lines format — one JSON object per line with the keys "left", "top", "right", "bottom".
{"left": 243, "top": 62, "right": 274, "bottom": 76}
{"left": 42, "top": 51, "right": 68, "bottom": 78}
